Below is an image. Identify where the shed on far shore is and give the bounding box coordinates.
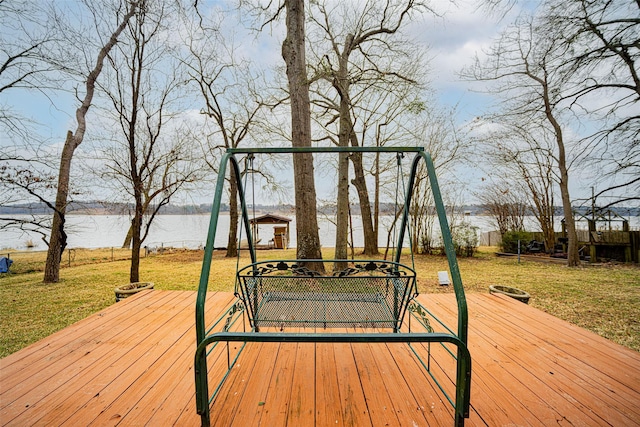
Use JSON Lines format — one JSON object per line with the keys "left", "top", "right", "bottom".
{"left": 249, "top": 213, "right": 291, "bottom": 249}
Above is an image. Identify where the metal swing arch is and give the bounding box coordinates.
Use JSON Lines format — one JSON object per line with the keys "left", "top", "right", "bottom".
{"left": 194, "top": 146, "right": 471, "bottom": 427}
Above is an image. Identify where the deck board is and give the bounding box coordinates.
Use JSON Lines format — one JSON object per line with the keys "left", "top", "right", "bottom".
{"left": 332, "top": 341, "right": 373, "bottom": 426}
{"left": 60, "top": 291, "right": 198, "bottom": 426}
{"left": 2, "top": 290, "right": 639, "bottom": 426}
{"left": 429, "top": 293, "right": 640, "bottom": 425}
{"left": 288, "top": 342, "right": 316, "bottom": 424}
{"left": 351, "top": 342, "right": 400, "bottom": 426}
{"left": 315, "top": 340, "right": 343, "bottom": 426}
{"left": 386, "top": 343, "right": 456, "bottom": 423}
{"left": 216, "top": 342, "right": 280, "bottom": 426}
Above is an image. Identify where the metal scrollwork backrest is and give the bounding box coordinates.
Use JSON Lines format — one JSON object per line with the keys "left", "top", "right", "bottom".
{"left": 244, "top": 260, "right": 410, "bottom": 278}
{"left": 345, "top": 261, "right": 406, "bottom": 277}
{"left": 249, "top": 261, "right": 295, "bottom": 276}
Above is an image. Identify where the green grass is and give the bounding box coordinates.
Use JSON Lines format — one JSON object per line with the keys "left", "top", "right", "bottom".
{"left": 1, "top": 247, "right": 638, "bottom": 357}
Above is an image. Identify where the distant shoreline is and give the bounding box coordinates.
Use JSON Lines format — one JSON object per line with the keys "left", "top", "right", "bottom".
{"left": 3, "top": 201, "right": 639, "bottom": 217}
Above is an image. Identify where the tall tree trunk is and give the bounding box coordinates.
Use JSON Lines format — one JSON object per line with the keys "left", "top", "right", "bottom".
{"left": 129, "top": 109, "right": 142, "bottom": 283}
{"left": 44, "top": 2, "right": 138, "bottom": 283}
{"left": 122, "top": 226, "right": 133, "bottom": 248}
{"left": 226, "top": 169, "right": 239, "bottom": 257}
{"left": 541, "top": 83, "right": 580, "bottom": 266}
{"left": 130, "top": 202, "right": 142, "bottom": 283}
{"left": 45, "top": 131, "right": 75, "bottom": 281}
{"left": 282, "top": 0, "right": 323, "bottom": 272}
{"left": 333, "top": 44, "right": 351, "bottom": 269}
{"left": 350, "top": 151, "right": 379, "bottom": 255}
{"left": 340, "top": 99, "right": 377, "bottom": 255}
{"left": 334, "top": 151, "right": 349, "bottom": 270}
{"left": 558, "top": 151, "right": 580, "bottom": 266}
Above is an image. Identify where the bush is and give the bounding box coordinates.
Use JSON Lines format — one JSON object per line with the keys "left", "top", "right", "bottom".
{"left": 451, "top": 222, "right": 479, "bottom": 257}
{"left": 419, "top": 234, "right": 439, "bottom": 255}
{"left": 500, "top": 231, "right": 533, "bottom": 254}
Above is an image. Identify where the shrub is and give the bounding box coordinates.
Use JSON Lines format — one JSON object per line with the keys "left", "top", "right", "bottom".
{"left": 451, "top": 222, "right": 479, "bottom": 257}
{"left": 500, "top": 231, "right": 533, "bottom": 254}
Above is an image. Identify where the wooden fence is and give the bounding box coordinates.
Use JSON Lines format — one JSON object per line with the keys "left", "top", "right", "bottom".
{"left": 480, "top": 230, "right": 639, "bottom": 263}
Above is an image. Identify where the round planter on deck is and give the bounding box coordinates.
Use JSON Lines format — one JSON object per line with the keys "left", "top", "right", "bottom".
{"left": 489, "top": 285, "right": 530, "bottom": 304}
{"left": 115, "top": 282, "right": 154, "bottom": 302}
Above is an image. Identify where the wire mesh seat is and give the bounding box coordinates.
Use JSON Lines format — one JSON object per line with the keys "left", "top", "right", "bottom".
{"left": 237, "top": 260, "right": 417, "bottom": 331}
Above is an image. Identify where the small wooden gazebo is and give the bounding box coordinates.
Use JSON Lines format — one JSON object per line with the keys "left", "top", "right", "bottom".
{"left": 249, "top": 213, "right": 291, "bottom": 249}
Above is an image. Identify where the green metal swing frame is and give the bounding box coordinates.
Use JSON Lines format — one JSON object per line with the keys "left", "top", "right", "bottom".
{"left": 194, "top": 146, "right": 471, "bottom": 426}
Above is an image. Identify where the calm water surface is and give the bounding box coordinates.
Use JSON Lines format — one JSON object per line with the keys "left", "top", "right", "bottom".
{"left": 2, "top": 213, "right": 637, "bottom": 251}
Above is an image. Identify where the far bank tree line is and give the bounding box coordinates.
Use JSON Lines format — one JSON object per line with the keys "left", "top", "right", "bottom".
{"left": 1, "top": 0, "right": 637, "bottom": 283}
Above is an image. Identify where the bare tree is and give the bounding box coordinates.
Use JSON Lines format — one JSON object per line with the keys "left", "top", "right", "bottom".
{"left": 463, "top": 16, "right": 582, "bottom": 266}
{"left": 310, "top": 75, "right": 424, "bottom": 262}
{"left": 473, "top": 0, "right": 639, "bottom": 262}
{"left": 478, "top": 123, "right": 557, "bottom": 253}
{"left": 1, "top": 1, "right": 65, "bottom": 243}
{"left": 543, "top": 0, "right": 639, "bottom": 209}
{"left": 183, "top": 12, "right": 269, "bottom": 258}
{"left": 44, "top": 0, "right": 139, "bottom": 282}
{"left": 478, "top": 182, "right": 528, "bottom": 236}
{"left": 0, "top": 0, "right": 60, "bottom": 141}
{"left": 404, "top": 104, "right": 467, "bottom": 255}
{"left": 99, "top": 0, "right": 199, "bottom": 282}
{"left": 307, "top": 0, "right": 427, "bottom": 257}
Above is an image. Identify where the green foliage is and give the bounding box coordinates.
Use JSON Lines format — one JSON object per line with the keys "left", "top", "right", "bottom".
{"left": 501, "top": 230, "right": 533, "bottom": 254}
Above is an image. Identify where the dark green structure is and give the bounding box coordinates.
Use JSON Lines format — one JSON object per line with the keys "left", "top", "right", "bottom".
{"left": 194, "top": 147, "right": 472, "bottom": 426}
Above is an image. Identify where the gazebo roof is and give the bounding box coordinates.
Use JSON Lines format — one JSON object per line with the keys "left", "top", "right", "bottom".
{"left": 249, "top": 213, "right": 292, "bottom": 225}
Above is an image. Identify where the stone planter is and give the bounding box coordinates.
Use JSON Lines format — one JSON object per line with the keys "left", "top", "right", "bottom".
{"left": 115, "top": 281, "right": 154, "bottom": 302}
{"left": 489, "top": 284, "right": 530, "bottom": 304}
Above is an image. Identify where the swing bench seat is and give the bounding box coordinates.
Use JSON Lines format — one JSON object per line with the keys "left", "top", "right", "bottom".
{"left": 237, "top": 259, "right": 416, "bottom": 331}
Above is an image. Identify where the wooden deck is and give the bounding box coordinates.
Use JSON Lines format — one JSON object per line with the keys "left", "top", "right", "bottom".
{"left": 1, "top": 290, "right": 639, "bottom": 426}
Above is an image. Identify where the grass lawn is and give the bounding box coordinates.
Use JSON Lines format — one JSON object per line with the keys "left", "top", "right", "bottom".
{"left": 1, "top": 246, "right": 638, "bottom": 357}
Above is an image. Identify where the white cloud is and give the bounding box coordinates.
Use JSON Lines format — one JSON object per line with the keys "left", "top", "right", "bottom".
{"left": 406, "top": 0, "right": 526, "bottom": 118}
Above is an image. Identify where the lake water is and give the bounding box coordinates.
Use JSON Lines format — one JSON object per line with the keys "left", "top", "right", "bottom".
{"left": 2, "top": 213, "right": 638, "bottom": 251}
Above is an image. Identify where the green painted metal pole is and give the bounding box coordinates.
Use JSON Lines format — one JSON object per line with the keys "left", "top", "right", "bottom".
{"left": 420, "top": 151, "right": 471, "bottom": 417}
{"left": 196, "top": 152, "right": 232, "bottom": 346}
{"left": 395, "top": 152, "right": 468, "bottom": 344}
{"left": 393, "top": 151, "right": 470, "bottom": 417}
{"left": 194, "top": 152, "right": 233, "bottom": 427}
{"left": 228, "top": 146, "right": 425, "bottom": 154}
{"left": 196, "top": 154, "right": 258, "bottom": 345}
{"left": 423, "top": 152, "right": 468, "bottom": 344}
{"left": 195, "top": 152, "right": 259, "bottom": 425}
